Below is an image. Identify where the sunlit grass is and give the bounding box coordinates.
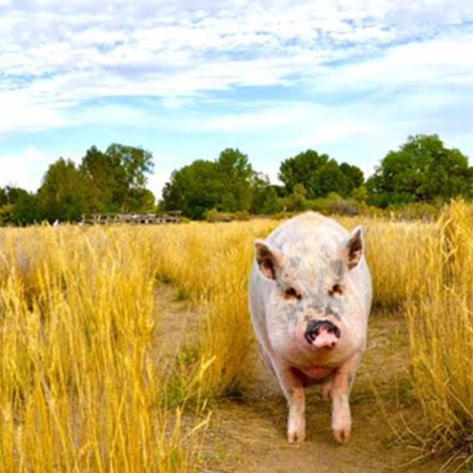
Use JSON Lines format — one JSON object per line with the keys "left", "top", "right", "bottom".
{"left": 405, "top": 201, "right": 473, "bottom": 466}
{"left": 0, "top": 225, "right": 207, "bottom": 472}
{"left": 149, "top": 219, "right": 277, "bottom": 398}
{"left": 1, "top": 207, "right": 472, "bottom": 471}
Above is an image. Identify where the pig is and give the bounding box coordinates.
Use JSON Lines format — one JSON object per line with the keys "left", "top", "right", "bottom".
{"left": 248, "top": 211, "right": 372, "bottom": 443}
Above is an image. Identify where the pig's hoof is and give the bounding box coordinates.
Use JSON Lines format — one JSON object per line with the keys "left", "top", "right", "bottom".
{"left": 288, "top": 429, "right": 306, "bottom": 443}
{"left": 332, "top": 426, "right": 351, "bottom": 444}
{"left": 288, "top": 414, "right": 306, "bottom": 443}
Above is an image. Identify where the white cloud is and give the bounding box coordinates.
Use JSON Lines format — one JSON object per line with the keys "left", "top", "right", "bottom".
{"left": 1, "top": 0, "right": 471, "bottom": 106}
{"left": 0, "top": 91, "right": 67, "bottom": 135}
{"left": 385, "top": 0, "right": 473, "bottom": 32}
{"left": 0, "top": 146, "right": 51, "bottom": 191}
{"left": 0, "top": 0, "right": 472, "bottom": 195}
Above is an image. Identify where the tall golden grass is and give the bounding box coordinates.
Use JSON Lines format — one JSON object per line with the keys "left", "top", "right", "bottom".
{"left": 148, "top": 220, "right": 276, "bottom": 397}
{"left": 336, "top": 215, "right": 437, "bottom": 312}
{"left": 0, "top": 225, "right": 207, "bottom": 472}
{"left": 404, "top": 201, "right": 473, "bottom": 464}
{"left": 1, "top": 207, "right": 472, "bottom": 470}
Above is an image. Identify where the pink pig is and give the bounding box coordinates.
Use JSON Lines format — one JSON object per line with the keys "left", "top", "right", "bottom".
{"left": 249, "top": 212, "right": 372, "bottom": 443}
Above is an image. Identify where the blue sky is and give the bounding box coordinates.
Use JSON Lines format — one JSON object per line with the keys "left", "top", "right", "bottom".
{"left": 1, "top": 0, "right": 473, "bottom": 200}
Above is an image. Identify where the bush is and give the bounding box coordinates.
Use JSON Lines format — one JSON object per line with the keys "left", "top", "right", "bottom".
{"left": 310, "top": 193, "right": 358, "bottom": 216}
{"left": 205, "top": 209, "right": 251, "bottom": 222}
{"left": 233, "top": 210, "right": 250, "bottom": 221}
{"left": 204, "top": 209, "right": 231, "bottom": 223}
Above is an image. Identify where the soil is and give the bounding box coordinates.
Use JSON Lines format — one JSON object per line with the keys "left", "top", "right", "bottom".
{"left": 154, "top": 285, "right": 449, "bottom": 473}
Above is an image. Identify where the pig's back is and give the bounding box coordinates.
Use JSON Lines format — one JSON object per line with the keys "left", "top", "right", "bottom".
{"left": 267, "top": 212, "right": 348, "bottom": 258}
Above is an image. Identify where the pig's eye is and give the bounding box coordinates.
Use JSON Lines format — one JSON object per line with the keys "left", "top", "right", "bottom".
{"left": 284, "top": 287, "right": 302, "bottom": 301}
{"left": 328, "top": 283, "right": 344, "bottom": 297}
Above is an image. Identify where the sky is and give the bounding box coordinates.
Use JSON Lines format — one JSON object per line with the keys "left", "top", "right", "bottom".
{"left": 1, "top": 0, "right": 473, "bottom": 201}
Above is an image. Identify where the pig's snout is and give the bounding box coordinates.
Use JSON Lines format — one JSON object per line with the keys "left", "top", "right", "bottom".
{"left": 305, "top": 320, "right": 341, "bottom": 349}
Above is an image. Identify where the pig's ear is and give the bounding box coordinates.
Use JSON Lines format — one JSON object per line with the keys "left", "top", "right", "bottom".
{"left": 341, "top": 226, "right": 364, "bottom": 270}
{"left": 254, "top": 240, "right": 284, "bottom": 280}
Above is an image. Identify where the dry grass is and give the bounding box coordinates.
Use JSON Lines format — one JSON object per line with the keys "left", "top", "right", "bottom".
{"left": 148, "top": 220, "right": 277, "bottom": 398}
{"left": 405, "top": 201, "right": 473, "bottom": 468}
{"left": 1, "top": 207, "right": 472, "bottom": 471}
{"left": 0, "top": 225, "right": 207, "bottom": 472}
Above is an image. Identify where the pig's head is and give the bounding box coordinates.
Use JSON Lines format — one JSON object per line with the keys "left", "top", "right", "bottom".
{"left": 254, "top": 226, "right": 365, "bottom": 351}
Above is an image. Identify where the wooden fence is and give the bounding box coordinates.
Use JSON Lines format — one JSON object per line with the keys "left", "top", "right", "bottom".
{"left": 80, "top": 211, "right": 182, "bottom": 225}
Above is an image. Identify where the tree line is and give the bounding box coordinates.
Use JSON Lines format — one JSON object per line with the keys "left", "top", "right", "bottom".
{"left": 1, "top": 134, "right": 472, "bottom": 225}
{"left": 0, "top": 144, "right": 155, "bottom": 225}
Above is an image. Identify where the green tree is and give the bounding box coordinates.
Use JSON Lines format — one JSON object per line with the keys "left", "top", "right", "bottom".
{"left": 217, "top": 148, "right": 254, "bottom": 212}
{"left": 0, "top": 186, "right": 42, "bottom": 225}
{"left": 279, "top": 150, "right": 364, "bottom": 199}
{"left": 128, "top": 188, "right": 156, "bottom": 213}
{"left": 352, "top": 185, "right": 368, "bottom": 203}
{"left": 79, "top": 144, "right": 155, "bottom": 213}
{"left": 250, "top": 174, "right": 282, "bottom": 215}
{"left": 279, "top": 150, "right": 329, "bottom": 196}
{"left": 0, "top": 187, "right": 7, "bottom": 207}
{"left": 79, "top": 146, "right": 119, "bottom": 213}
{"left": 9, "top": 190, "right": 42, "bottom": 225}
{"left": 367, "top": 134, "right": 473, "bottom": 207}
{"left": 161, "top": 149, "right": 257, "bottom": 219}
{"left": 312, "top": 159, "right": 350, "bottom": 198}
{"left": 285, "top": 183, "right": 309, "bottom": 211}
{"left": 37, "top": 158, "right": 89, "bottom": 222}
{"left": 340, "top": 163, "right": 364, "bottom": 194}
{"left": 105, "top": 144, "right": 154, "bottom": 212}
{"left": 161, "top": 160, "right": 224, "bottom": 220}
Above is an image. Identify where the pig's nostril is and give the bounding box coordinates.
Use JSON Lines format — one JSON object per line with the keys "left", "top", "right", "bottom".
{"left": 306, "top": 320, "right": 341, "bottom": 339}
{"left": 328, "top": 324, "right": 341, "bottom": 338}
{"left": 304, "top": 327, "right": 322, "bottom": 344}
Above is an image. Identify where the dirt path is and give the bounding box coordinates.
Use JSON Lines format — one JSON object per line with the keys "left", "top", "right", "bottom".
{"left": 154, "top": 286, "right": 447, "bottom": 473}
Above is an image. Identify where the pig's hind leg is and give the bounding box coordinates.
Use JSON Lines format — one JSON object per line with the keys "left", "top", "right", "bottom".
{"left": 321, "top": 377, "right": 333, "bottom": 401}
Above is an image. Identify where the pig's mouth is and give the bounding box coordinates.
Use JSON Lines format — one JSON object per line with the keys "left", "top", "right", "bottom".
{"left": 304, "top": 320, "right": 341, "bottom": 349}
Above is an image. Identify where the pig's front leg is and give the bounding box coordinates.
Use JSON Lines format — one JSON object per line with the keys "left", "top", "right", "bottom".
{"left": 273, "top": 362, "right": 306, "bottom": 442}
{"left": 330, "top": 354, "right": 361, "bottom": 444}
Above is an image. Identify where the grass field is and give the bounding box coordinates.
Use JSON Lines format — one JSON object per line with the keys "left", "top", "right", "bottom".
{"left": 0, "top": 204, "right": 472, "bottom": 471}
